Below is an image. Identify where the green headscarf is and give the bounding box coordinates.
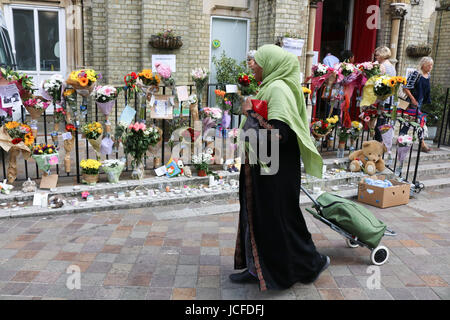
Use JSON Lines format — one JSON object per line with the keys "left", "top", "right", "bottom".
{"left": 240, "top": 44, "right": 323, "bottom": 178}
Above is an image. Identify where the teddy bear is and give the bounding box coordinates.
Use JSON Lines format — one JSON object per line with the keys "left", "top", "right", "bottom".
{"left": 348, "top": 140, "right": 387, "bottom": 176}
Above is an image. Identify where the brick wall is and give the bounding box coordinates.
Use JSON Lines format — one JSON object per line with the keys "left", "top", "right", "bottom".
{"left": 432, "top": 0, "right": 450, "bottom": 86}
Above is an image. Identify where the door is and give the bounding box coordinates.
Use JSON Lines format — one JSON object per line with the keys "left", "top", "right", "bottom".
{"left": 209, "top": 17, "right": 249, "bottom": 108}
{"left": 351, "top": 0, "right": 379, "bottom": 63}
{"left": 5, "top": 4, "right": 66, "bottom": 117}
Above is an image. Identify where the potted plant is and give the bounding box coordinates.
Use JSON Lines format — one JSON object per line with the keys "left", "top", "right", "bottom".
{"left": 150, "top": 29, "right": 183, "bottom": 49}
{"left": 192, "top": 152, "right": 212, "bottom": 176}
{"left": 80, "top": 159, "right": 102, "bottom": 185}
{"left": 422, "top": 84, "right": 446, "bottom": 141}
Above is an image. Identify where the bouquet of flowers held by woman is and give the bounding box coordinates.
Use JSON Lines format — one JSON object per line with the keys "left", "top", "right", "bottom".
{"left": 101, "top": 159, "right": 125, "bottom": 184}
{"left": 0, "top": 121, "right": 34, "bottom": 183}
{"left": 237, "top": 72, "right": 259, "bottom": 97}
{"left": 191, "top": 67, "right": 209, "bottom": 107}
{"left": 82, "top": 122, "right": 103, "bottom": 159}
{"left": 123, "top": 122, "right": 161, "bottom": 179}
{"left": 32, "top": 143, "right": 59, "bottom": 175}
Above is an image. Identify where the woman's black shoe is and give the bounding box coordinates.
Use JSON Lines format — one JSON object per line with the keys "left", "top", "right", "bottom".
{"left": 229, "top": 270, "right": 258, "bottom": 283}
{"left": 301, "top": 255, "right": 330, "bottom": 285}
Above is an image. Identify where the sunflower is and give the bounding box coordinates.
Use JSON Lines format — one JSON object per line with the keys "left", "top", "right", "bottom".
{"left": 64, "top": 89, "right": 75, "bottom": 97}
{"left": 388, "top": 78, "right": 397, "bottom": 87}
{"left": 79, "top": 77, "right": 89, "bottom": 87}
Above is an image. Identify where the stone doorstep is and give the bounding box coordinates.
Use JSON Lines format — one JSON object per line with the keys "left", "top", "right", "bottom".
{"left": 1, "top": 159, "right": 448, "bottom": 206}
{"left": 321, "top": 148, "right": 450, "bottom": 168}
{"left": 0, "top": 171, "right": 240, "bottom": 203}
{"left": 2, "top": 176, "right": 450, "bottom": 220}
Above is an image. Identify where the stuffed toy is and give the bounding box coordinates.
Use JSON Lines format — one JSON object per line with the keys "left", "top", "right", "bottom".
{"left": 348, "top": 140, "right": 387, "bottom": 176}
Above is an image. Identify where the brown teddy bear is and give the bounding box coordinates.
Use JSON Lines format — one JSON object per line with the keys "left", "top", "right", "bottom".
{"left": 348, "top": 140, "right": 387, "bottom": 176}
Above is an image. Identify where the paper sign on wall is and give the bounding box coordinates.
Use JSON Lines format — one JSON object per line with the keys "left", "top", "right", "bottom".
{"left": 152, "top": 54, "right": 176, "bottom": 72}
{"left": 0, "top": 84, "right": 22, "bottom": 111}
{"left": 282, "top": 38, "right": 305, "bottom": 57}
{"left": 176, "top": 86, "right": 189, "bottom": 101}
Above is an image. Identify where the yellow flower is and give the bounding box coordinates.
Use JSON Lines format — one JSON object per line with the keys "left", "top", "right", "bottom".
{"left": 5, "top": 121, "right": 19, "bottom": 130}
{"left": 302, "top": 87, "right": 312, "bottom": 94}
{"left": 388, "top": 78, "right": 397, "bottom": 87}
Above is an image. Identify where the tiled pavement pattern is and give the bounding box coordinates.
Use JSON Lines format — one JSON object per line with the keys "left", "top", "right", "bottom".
{"left": 0, "top": 188, "right": 449, "bottom": 300}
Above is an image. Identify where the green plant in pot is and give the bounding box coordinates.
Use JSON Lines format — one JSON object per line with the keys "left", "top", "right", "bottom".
{"left": 211, "top": 51, "right": 248, "bottom": 114}
{"left": 422, "top": 84, "right": 446, "bottom": 141}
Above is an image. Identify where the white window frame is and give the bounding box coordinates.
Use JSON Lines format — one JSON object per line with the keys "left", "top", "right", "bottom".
{"left": 4, "top": 3, "right": 67, "bottom": 77}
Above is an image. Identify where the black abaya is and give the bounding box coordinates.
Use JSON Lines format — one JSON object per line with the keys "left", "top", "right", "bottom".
{"left": 234, "top": 111, "right": 327, "bottom": 291}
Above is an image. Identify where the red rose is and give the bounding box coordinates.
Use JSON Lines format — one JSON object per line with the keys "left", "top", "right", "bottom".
{"left": 131, "top": 72, "right": 137, "bottom": 79}
{"left": 12, "top": 138, "right": 23, "bottom": 145}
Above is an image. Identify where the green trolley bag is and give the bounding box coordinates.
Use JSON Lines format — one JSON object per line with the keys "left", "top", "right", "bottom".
{"left": 314, "top": 193, "right": 387, "bottom": 248}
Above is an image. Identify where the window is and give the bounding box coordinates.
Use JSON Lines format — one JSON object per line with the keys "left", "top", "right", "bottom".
{"left": 5, "top": 4, "right": 66, "bottom": 83}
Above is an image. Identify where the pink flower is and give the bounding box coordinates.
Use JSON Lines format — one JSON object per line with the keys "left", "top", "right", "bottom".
{"left": 133, "top": 122, "right": 141, "bottom": 131}
{"left": 155, "top": 62, "right": 171, "bottom": 79}
{"left": 128, "top": 124, "right": 134, "bottom": 130}
{"left": 104, "top": 87, "right": 112, "bottom": 96}
{"left": 138, "top": 123, "right": 146, "bottom": 131}
{"left": 81, "top": 191, "right": 89, "bottom": 199}
{"left": 49, "top": 155, "right": 59, "bottom": 165}
{"left": 364, "top": 116, "right": 371, "bottom": 122}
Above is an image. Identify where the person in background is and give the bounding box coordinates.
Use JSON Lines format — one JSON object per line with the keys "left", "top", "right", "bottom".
{"left": 400, "top": 56, "right": 434, "bottom": 152}
{"left": 323, "top": 47, "right": 340, "bottom": 68}
{"left": 341, "top": 50, "right": 355, "bottom": 64}
{"left": 247, "top": 50, "right": 257, "bottom": 69}
{"left": 373, "top": 46, "right": 396, "bottom": 143}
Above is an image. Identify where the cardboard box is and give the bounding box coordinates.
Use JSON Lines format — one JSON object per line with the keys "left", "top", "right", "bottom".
{"left": 357, "top": 175, "right": 411, "bottom": 208}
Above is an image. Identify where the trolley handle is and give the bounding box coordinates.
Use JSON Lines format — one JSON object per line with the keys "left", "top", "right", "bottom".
{"left": 300, "top": 185, "right": 322, "bottom": 209}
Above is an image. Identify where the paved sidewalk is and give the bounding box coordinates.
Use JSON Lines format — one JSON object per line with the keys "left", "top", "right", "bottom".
{"left": 0, "top": 187, "right": 448, "bottom": 300}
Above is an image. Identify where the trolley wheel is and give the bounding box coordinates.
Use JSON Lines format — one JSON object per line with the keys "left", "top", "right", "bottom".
{"left": 346, "top": 238, "right": 359, "bottom": 248}
{"left": 370, "top": 246, "right": 389, "bottom": 266}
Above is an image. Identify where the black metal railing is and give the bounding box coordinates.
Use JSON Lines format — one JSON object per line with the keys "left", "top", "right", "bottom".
{"left": 438, "top": 87, "right": 450, "bottom": 148}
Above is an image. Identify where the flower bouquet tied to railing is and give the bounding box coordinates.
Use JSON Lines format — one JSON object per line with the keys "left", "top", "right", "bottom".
{"left": 63, "top": 124, "right": 77, "bottom": 173}
{"left": 191, "top": 67, "right": 209, "bottom": 108}
{"left": 67, "top": 69, "right": 101, "bottom": 97}
{"left": 82, "top": 121, "right": 103, "bottom": 159}
{"left": 24, "top": 98, "right": 49, "bottom": 137}
{"left": 310, "top": 116, "right": 338, "bottom": 141}
{"left": 32, "top": 143, "right": 59, "bottom": 175}
{"left": 0, "top": 121, "right": 34, "bottom": 183}
{"left": 101, "top": 159, "right": 125, "bottom": 184}
{"left": 137, "top": 69, "right": 160, "bottom": 97}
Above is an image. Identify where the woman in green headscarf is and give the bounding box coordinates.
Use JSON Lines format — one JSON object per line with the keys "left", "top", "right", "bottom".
{"left": 231, "top": 45, "right": 329, "bottom": 291}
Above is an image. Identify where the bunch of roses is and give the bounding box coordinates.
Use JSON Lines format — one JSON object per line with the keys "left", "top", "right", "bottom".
{"left": 237, "top": 72, "right": 258, "bottom": 96}
{"left": 23, "top": 98, "right": 49, "bottom": 111}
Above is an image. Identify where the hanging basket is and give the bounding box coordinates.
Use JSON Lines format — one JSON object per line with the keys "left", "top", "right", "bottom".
{"left": 406, "top": 45, "right": 432, "bottom": 58}
{"left": 149, "top": 35, "right": 183, "bottom": 50}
